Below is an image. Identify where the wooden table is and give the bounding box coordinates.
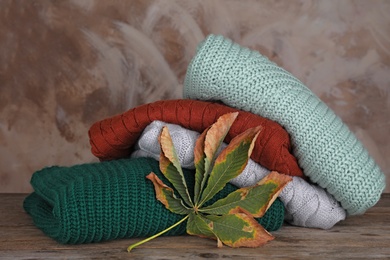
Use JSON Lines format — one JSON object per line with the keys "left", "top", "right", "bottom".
{"left": 0, "top": 193, "right": 389, "bottom": 259}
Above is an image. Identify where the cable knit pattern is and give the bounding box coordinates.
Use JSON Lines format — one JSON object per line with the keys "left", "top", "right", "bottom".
{"left": 132, "top": 121, "right": 346, "bottom": 229}
{"left": 281, "top": 177, "right": 345, "bottom": 229}
{"left": 88, "top": 99, "right": 304, "bottom": 178}
{"left": 183, "top": 34, "right": 386, "bottom": 215}
{"left": 23, "top": 157, "right": 285, "bottom": 244}
{"left": 131, "top": 121, "right": 199, "bottom": 169}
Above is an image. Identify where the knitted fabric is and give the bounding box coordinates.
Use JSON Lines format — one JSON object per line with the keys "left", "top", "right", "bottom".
{"left": 132, "top": 120, "right": 346, "bottom": 229}
{"left": 23, "top": 157, "right": 285, "bottom": 244}
{"left": 88, "top": 99, "right": 303, "bottom": 178}
{"left": 131, "top": 121, "right": 199, "bottom": 170}
{"left": 183, "top": 34, "right": 386, "bottom": 215}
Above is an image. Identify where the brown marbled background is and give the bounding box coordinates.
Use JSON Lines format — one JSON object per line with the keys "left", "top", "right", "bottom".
{"left": 1, "top": 0, "right": 389, "bottom": 193}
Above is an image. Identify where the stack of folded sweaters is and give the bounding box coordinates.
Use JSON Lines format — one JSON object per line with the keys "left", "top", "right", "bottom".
{"left": 24, "top": 35, "right": 386, "bottom": 245}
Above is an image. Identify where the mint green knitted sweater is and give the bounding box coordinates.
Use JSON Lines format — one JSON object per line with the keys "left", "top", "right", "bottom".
{"left": 24, "top": 157, "right": 285, "bottom": 244}
{"left": 184, "top": 34, "right": 386, "bottom": 215}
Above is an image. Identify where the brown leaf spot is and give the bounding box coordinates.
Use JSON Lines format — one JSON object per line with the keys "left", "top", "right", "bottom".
{"left": 208, "top": 222, "right": 214, "bottom": 230}
{"left": 242, "top": 224, "right": 254, "bottom": 233}
{"left": 240, "top": 190, "right": 249, "bottom": 200}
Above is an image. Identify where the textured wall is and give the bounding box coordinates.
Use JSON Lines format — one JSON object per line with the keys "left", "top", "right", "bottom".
{"left": 0, "top": 0, "right": 389, "bottom": 193}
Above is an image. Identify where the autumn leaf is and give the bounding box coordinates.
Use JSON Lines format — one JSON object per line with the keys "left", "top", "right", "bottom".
{"left": 199, "top": 171, "right": 291, "bottom": 217}
{"left": 146, "top": 172, "right": 192, "bottom": 215}
{"left": 202, "top": 213, "right": 274, "bottom": 247}
{"left": 193, "top": 127, "right": 208, "bottom": 204}
{"left": 186, "top": 212, "right": 216, "bottom": 240}
{"left": 127, "top": 113, "right": 292, "bottom": 252}
{"left": 197, "top": 126, "right": 262, "bottom": 208}
{"left": 194, "top": 112, "right": 238, "bottom": 204}
{"left": 159, "top": 126, "right": 193, "bottom": 207}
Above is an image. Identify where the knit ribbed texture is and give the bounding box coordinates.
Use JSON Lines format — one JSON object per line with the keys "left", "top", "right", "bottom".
{"left": 131, "top": 121, "right": 200, "bottom": 170}
{"left": 183, "top": 34, "right": 386, "bottom": 215}
{"left": 88, "top": 99, "right": 303, "bottom": 178}
{"left": 132, "top": 120, "right": 346, "bottom": 229}
{"left": 23, "top": 157, "right": 285, "bottom": 244}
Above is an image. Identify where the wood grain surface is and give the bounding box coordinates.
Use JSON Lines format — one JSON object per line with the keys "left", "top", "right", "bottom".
{"left": 0, "top": 193, "right": 389, "bottom": 259}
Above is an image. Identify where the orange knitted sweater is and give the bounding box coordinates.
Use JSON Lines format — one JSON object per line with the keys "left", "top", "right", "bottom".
{"left": 88, "top": 99, "right": 303, "bottom": 178}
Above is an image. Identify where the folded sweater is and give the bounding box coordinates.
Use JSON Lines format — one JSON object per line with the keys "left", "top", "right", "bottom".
{"left": 23, "top": 157, "right": 285, "bottom": 244}
{"left": 183, "top": 34, "right": 386, "bottom": 215}
{"left": 88, "top": 99, "right": 303, "bottom": 178}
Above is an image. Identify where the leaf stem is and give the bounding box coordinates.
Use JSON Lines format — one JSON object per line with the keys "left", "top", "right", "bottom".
{"left": 127, "top": 214, "right": 190, "bottom": 252}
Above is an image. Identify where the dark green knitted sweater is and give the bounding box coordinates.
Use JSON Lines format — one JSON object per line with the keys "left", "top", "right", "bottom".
{"left": 23, "top": 157, "right": 285, "bottom": 244}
